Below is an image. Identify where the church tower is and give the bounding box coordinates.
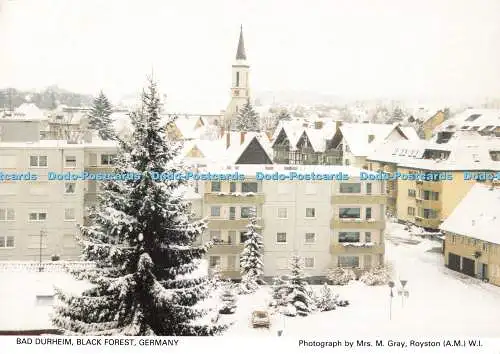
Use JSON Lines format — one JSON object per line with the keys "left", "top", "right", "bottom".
{"left": 224, "top": 25, "right": 250, "bottom": 130}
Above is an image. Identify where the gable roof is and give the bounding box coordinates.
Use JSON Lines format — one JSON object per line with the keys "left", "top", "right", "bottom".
{"left": 168, "top": 115, "right": 205, "bottom": 139}
{"left": 435, "top": 108, "right": 500, "bottom": 133}
{"left": 440, "top": 184, "right": 500, "bottom": 244}
{"left": 339, "top": 123, "right": 404, "bottom": 156}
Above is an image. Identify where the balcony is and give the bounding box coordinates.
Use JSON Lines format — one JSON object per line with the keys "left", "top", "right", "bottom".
{"left": 330, "top": 243, "right": 385, "bottom": 254}
{"left": 331, "top": 194, "right": 386, "bottom": 204}
{"left": 84, "top": 166, "right": 115, "bottom": 173}
{"left": 206, "top": 242, "right": 244, "bottom": 255}
{"left": 204, "top": 193, "right": 265, "bottom": 204}
{"left": 414, "top": 217, "right": 441, "bottom": 229}
{"left": 330, "top": 218, "right": 385, "bottom": 230}
{"left": 207, "top": 218, "right": 264, "bottom": 229}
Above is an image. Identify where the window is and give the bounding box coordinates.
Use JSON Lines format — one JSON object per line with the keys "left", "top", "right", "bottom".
{"left": 64, "top": 155, "right": 76, "bottom": 168}
{"left": 304, "top": 257, "right": 315, "bottom": 268}
{"left": 340, "top": 183, "right": 361, "bottom": 193}
{"left": 423, "top": 191, "right": 439, "bottom": 201}
{"left": 100, "top": 154, "right": 116, "bottom": 165}
{"left": 63, "top": 234, "right": 76, "bottom": 248}
{"left": 0, "top": 236, "right": 14, "bottom": 248}
{"left": 363, "top": 255, "right": 372, "bottom": 269}
{"left": 229, "top": 207, "right": 235, "bottom": 220}
{"left": 407, "top": 207, "right": 415, "bottom": 216}
{"left": 240, "top": 231, "right": 248, "bottom": 244}
{"left": 345, "top": 159, "right": 350, "bottom": 166}
{"left": 227, "top": 255, "right": 236, "bottom": 270}
{"left": 209, "top": 230, "right": 221, "bottom": 241}
{"left": 227, "top": 231, "right": 236, "bottom": 245}
{"left": 210, "top": 206, "right": 221, "bottom": 217}
{"left": 365, "top": 207, "right": 372, "bottom": 220}
{"left": 408, "top": 189, "right": 416, "bottom": 197}
{"left": 65, "top": 208, "right": 76, "bottom": 221}
{"left": 305, "top": 232, "right": 315, "bottom": 243}
{"left": 339, "top": 232, "right": 360, "bottom": 243}
{"left": 305, "top": 183, "right": 316, "bottom": 195}
{"left": 366, "top": 183, "right": 372, "bottom": 195}
{"left": 338, "top": 256, "right": 359, "bottom": 268}
{"left": 465, "top": 114, "right": 481, "bottom": 122}
{"left": 230, "top": 182, "right": 236, "bottom": 193}
{"left": 365, "top": 232, "right": 372, "bottom": 243}
{"left": 277, "top": 207, "right": 287, "bottom": 218}
{"left": 64, "top": 182, "right": 76, "bottom": 194}
{"left": 421, "top": 208, "right": 438, "bottom": 219}
{"left": 241, "top": 207, "right": 253, "bottom": 218}
{"left": 209, "top": 256, "right": 221, "bottom": 267}
{"left": 276, "top": 232, "right": 287, "bottom": 243}
{"left": 30, "top": 155, "right": 47, "bottom": 167}
{"left": 211, "top": 181, "right": 221, "bottom": 192}
{"left": 236, "top": 71, "right": 240, "bottom": 87}
{"left": 29, "top": 212, "right": 47, "bottom": 221}
{"left": 0, "top": 208, "right": 15, "bottom": 221}
{"left": 305, "top": 208, "right": 316, "bottom": 218}
{"left": 242, "top": 182, "right": 258, "bottom": 193}
{"left": 339, "top": 207, "right": 361, "bottom": 219}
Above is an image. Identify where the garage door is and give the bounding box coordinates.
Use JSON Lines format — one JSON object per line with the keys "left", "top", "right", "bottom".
{"left": 461, "top": 257, "right": 475, "bottom": 277}
{"left": 448, "top": 253, "right": 460, "bottom": 272}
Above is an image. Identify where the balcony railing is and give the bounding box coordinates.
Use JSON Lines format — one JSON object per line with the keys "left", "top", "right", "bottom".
{"left": 206, "top": 243, "right": 244, "bottom": 254}
{"left": 331, "top": 194, "right": 386, "bottom": 204}
{"left": 330, "top": 242, "right": 385, "bottom": 254}
{"left": 207, "top": 218, "right": 265, "bottom": 229}
{"left": 330, "top": 218, "right": 385, "bottom": 229}
{"left": 204, "top": 193, "right": 265, "bottom": 204}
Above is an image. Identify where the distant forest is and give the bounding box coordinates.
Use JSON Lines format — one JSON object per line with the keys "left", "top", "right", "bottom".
{"left": 0, "top": 86, "right": 94, "bottom": 110}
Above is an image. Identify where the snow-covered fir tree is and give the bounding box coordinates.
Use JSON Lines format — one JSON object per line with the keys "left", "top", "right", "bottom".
{"left": 238, "top": 212, "right": 264, "bottom": 294}
{"left": 269, "top": 276, "right": 289, "bottom": 308}
{"left": 236, "top": 99, "right": 259, "bottom": 132}
{"left": 283, "top": 255, "right": 314, "bottom": 316}
{"left": 218, "top": 285, "right": 237, "bottom": 315}
{"left": 316, "top": 283, "right": 338, "bottom": 312}
{"left": 87, "top": 90, "right": 115, "bottom": 140}
{"left": 52, "top": 78, "right": 226, "bottom": 336}
{"left": 272, "top": 108, "right": 292, "bottom": 130}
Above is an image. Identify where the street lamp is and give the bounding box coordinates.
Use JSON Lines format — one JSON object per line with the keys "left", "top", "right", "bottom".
{"left": 388, "top": 280, "right": 395, "bottom": 320}
{"left": 397, "top": 280, "right": 409, "bottom": 307}
{"left": 39, "top": 229, "right": 47, "bottom": 272}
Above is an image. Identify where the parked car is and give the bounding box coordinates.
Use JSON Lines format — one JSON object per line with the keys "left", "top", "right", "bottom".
{"left": 251, "top": 310, "right": 270, "bottom": 328}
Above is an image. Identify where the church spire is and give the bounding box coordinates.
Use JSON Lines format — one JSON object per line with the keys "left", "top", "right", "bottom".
{"left": 236, "top": 25, "right": 247, "bottom": 60}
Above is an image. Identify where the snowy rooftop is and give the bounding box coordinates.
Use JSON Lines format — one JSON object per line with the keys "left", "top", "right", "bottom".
{"left": 435, "top": 108, "right": 500, "bottom": 133}
{"left": 367, "top": 133, "right": 500, "bottom": 171}
{"left": 440, "top": 184, "right": 500, "bottom": 244}
{"left": 196, "top": 163, "right": 373, "bottom": 177}
{"left": 340, "top": 123, "right": 419, "bottom": 157}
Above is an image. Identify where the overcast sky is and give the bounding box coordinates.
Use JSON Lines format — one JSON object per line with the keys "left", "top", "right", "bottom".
{"left": 1, "top": 0, "right": 500, "bottom": 111}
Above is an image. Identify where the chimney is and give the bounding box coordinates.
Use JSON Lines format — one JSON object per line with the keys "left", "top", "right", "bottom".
{"left": 226, "top": 132, "right": 231, "bottom": 149}
{"left": 240, "top": 131, "right": 246, "bottom": 145}
{"left": 314, "top": 121, "right": 323, "bottom": 129}
{"left": 368, "top": 134, "right": 375, "bottom": 143}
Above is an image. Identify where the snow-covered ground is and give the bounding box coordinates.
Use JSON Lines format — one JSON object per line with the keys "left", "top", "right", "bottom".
{"left": 1, "top": 223, "right": 500, "bottom": 336}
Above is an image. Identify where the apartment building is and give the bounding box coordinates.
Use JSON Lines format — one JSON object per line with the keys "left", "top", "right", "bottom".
{"left": 0, "top": 117, "right": 118, "bottom": 261}
{"left": 198, "top": 164, "right": 386, "bottom": 280}
{"left": 440, "top": 184, "right": 500, "bottom": 286}
{"left": 366, "top": 132, "right": 500, "bottom": 229}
